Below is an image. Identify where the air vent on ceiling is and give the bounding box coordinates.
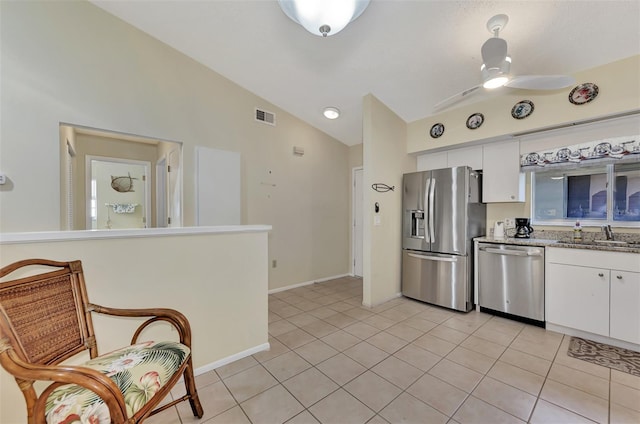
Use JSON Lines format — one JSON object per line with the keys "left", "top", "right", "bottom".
{"left": 255, "top": 108, "right": 276, "bottom": 126}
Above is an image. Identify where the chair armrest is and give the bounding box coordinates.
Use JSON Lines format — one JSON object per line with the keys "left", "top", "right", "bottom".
{"left": 87, "top": 304, "right": 192, "bottom": 346}
{"left": 0, "top": 343, "right": 128, "bottom": 423}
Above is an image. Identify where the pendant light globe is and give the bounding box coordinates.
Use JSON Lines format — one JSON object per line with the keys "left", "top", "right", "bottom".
{"left": 278, "top": 0, "right": 371, "bottom": 37}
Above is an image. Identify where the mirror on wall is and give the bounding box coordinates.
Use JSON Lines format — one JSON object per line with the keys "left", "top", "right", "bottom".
{"left": 60, "top": 124, "right": 183, "bottom": 230}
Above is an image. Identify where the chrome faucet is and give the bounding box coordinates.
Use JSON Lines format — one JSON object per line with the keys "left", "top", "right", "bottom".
{"left": 602, "top": 225, "right": 614, "bottom": 240}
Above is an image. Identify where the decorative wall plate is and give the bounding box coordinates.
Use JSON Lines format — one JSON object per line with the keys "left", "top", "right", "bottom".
{"left": 569, "top": 82, "right": 599, "bottom": 105}
{"left": 525, "top": 152, "right": 540, "bottom": 165}
{"left": 556, "top": 147, "right": 571, "bottom": 160}
{"left": 466, "top": 113, "right": 484, "bottom": 130}
{"left": 430, "top": 123, "right": 445, "bottom": 138}
{"left": 511, "top": 100, "right": 534, "bottom": 119}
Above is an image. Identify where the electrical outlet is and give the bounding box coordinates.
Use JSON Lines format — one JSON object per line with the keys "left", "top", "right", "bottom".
{"left": 272, "top": 260, "right": 277, "bottom": 268}
{"left": 504, "top": 218, "right": 514, "bottom": 227}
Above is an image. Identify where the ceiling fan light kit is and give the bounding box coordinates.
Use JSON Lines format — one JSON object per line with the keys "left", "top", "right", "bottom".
{"left": 277, "top": 0, "right": 371, "bottom": 37}
{"left": 481, "top": 56, "right": 511, "bottom": 88}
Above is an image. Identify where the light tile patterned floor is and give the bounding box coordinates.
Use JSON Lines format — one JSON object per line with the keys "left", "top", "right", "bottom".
{"left": 153, "top": 276, "right": 640, "bottom": 424}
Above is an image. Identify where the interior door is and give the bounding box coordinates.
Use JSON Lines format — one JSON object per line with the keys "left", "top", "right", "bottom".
{"left": 167, "top": 147, "right": 181, "bottom": 227}
{"left": 353, "top": 168, "right": 363, "bottom": 277}
{"left": 156, "top": 156, "right": 167, "bottom": 227}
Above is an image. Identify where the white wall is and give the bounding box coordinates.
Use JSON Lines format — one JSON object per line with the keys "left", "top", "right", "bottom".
{"left": 362, "top": 95, "right": 415, "bottom": 306}
{"left": 0, "top": 229, "right": 268, "bottom": 423}
{"left": 0, "top": 1, "right": 349, "bottom": 290}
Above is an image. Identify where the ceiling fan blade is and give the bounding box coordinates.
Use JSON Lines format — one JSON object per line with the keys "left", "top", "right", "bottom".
{"left": 505, "top": 75, "right": 576, "bottom": 90}
{"left": 432, "top": 85, "right": 482, "bottom": 112}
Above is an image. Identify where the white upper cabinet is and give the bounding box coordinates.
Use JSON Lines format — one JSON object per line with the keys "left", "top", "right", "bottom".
{"left": 417, "top": 146, "right": 483, "bottom": 172}
{"left": 417, "top": 151, "right": 447, "bottom": 171}
{"left": 447, "top": 146, "right": 483, "bottom": 170}
{"left": 482, "top": 141, "right": 525, "bottom": 203}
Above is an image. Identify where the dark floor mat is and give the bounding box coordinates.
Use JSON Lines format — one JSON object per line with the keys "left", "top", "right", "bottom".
{"left": 567, "top": 337, "right": 640, "bottom": 377}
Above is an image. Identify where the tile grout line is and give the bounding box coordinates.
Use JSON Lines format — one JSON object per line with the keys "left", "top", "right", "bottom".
{"left": 190, "top": 279, "right": 635, "bottom": 424}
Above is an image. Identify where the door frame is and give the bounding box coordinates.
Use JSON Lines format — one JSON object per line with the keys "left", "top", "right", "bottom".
{"left": 156, "top": 155, "right": 168, "bottom": 227}
{"left": 352, "top": 167, "right": 364, "bottom": 277}
{"left": 85, "top": 155, "right": 151, "bottom": 229}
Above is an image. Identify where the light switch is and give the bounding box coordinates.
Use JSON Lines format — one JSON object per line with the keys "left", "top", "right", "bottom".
{"left": 374, "top": 216, "right": 381, "bottom": 226}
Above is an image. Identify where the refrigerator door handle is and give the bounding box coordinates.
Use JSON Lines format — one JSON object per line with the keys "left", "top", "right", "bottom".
{"left": 407, "top": 253, "right": 457, "bottom": 262}
{"left": 428, "top": 177, "right": 435, "bottom": 243}
{"left": 424, "top": 178, "right": 431, "bottom": 243}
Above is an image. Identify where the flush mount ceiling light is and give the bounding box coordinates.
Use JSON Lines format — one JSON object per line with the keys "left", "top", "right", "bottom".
{"left": 323, "top": 107, "right": 340, "bottom": 119}
{"left": 278, "top": 0, "right": 371, "bottom": 37}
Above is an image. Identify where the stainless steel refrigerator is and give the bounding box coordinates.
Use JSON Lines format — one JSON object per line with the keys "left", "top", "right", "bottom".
{"left": 402, "top": 166, "right": 486, "bottom": 312}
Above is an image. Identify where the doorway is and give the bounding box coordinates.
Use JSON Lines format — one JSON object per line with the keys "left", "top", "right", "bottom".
{"left": 353, "top": 167, "right": 363, "bottom": 277}
{"left": 86, "top": 156, "right": 150, "bottom": 230}
{"left": 60, "top": 123, "right": 183, "bottom": 230}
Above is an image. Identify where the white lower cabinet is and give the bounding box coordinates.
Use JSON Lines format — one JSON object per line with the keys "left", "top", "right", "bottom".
{"left": 546, "top": 263, "right": 609, "bottom": 336}
{"left": 610, "top": 270, "right": 640, "bottom": 344}
{"left": 546, "top": 248, "right": 640, "bottom": 345}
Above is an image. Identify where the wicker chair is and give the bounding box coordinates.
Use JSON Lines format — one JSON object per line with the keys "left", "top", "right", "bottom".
{"left": 0, "top": 259, "right": 204, "bottom": 424}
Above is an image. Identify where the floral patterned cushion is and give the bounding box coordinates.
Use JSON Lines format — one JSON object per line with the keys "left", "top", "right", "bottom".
{"left": 45, "top": 341, "right": 190, "bottom": 424}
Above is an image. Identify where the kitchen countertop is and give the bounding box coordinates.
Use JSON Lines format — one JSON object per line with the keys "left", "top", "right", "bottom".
{"left": 475, "top": 236, "right": 640, "bottom": 254}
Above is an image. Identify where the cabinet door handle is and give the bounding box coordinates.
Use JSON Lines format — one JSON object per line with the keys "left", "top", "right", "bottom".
{"left": 598, "top": 273, "right": 604, "bottom": 277}
{"left": 616, "top": 275, "right": 623, "bottom": 280}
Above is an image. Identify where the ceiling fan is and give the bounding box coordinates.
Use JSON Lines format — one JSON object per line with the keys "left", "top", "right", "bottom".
{"left": 433, "top": 14, "right": 575, "bottom": 112}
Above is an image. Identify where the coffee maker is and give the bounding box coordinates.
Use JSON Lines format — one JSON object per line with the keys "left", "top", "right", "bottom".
{"left": 515, "top": 218, "right": 534, "bottom": 238}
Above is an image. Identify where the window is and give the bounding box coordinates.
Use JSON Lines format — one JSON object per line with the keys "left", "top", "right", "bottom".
{"left": 532, "top": 162, "right": 640, "bottom": 226}
{"left": 614, "top": 163, "right": 640, "bottom": 221}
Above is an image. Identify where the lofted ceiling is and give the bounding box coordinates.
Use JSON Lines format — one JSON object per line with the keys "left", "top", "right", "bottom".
{"left": 91, "top": 1, "right": 640, "bottom": 146}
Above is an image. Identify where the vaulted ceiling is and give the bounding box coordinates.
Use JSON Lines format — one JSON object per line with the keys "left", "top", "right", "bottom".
{"left": 91, "top": 1, "right": 640, "bottom": 146}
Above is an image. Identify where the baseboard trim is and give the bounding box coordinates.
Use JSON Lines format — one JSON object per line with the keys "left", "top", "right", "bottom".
{"left": 363, "top": 292, "right": 403, "bottom": 308}
{"left": 315, "top": 273, "right": 350, "bottom": 283}
{"left": 193, "top": 342, "right": 270, "bottom": 376}
{"left": 268, "top": 273, "right": 351, "bottom": 294}
{"left": 546, "top": 323, "right": 640, "bottom": 352}
{"left": 268, "top": 280, "right": 314, "bottom": 294}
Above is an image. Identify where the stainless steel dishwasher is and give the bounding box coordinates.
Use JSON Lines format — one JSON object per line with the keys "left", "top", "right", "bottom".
{"left": 477, "top": 243, "right": 545, "bottom": 324}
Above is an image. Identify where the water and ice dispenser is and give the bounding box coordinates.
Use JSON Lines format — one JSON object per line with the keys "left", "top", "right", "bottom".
{"left": 409, "top": 210, "right": 425, "bottom": 238}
